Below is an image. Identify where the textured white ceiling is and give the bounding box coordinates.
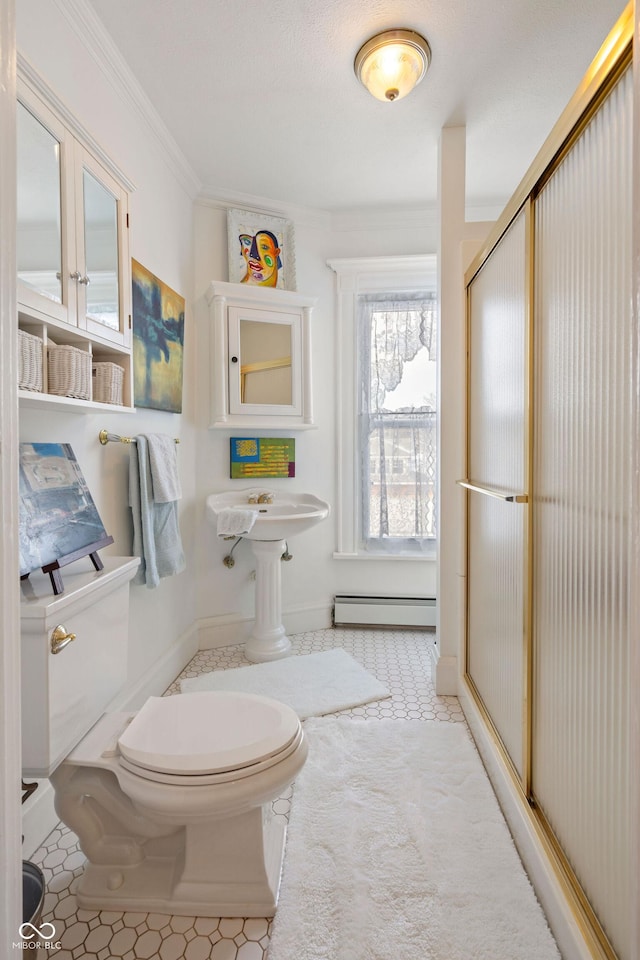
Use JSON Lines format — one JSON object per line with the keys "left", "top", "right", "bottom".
{"left": 86, "top": 0, "right": 627, "bottom": 213}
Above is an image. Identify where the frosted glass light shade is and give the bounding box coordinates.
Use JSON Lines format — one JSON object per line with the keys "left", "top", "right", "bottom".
{"left": 355, "top": 29, "right": 431, "bottom": 102}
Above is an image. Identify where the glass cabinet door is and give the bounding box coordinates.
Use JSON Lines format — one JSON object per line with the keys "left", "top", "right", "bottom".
{"left": 16, "top": 83, "right": 130, "bottom": 346}
{"left": 16, "top": 95, "right": 76, "bottom": 326}
{"left": 228, "top": 306, "right": 302, "bottom": 416}
{"left": 77, "top": 148, "right": 130, "bottom": 347}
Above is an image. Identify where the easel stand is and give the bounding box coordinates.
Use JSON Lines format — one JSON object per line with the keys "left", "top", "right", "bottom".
{"left": 21, "top": 535, "right": 114, "bottom": 596}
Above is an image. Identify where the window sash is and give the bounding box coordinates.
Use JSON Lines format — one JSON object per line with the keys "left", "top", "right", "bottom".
{"left": 358, "top": 293, "right": 437, "bottom": 555}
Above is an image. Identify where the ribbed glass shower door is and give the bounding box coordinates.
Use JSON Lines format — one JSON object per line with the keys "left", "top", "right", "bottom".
{"left": 465, "top": 208, "right": 530, "bottom": 783}
{"left": 464, "top": 52, "right": 634, "bottom": 960}
{"left": 532, "top": 65, "right": 632, "bottom": 960}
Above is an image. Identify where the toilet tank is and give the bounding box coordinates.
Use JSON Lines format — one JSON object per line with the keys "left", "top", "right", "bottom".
{"left": 20, "top": 556, "right": 139, "bottom": 777}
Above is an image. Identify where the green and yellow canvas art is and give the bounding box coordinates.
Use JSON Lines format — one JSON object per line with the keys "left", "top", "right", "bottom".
{"left": 230, "top": 437, "right": 295, "bottom": 479}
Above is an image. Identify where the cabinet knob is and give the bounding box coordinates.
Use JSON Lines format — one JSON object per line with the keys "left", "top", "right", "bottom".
{"left": 231, "top": 356, "right": 238, "bottom": 363}
{"left": 50, "top": 625, "right": 77, "bottom": 655}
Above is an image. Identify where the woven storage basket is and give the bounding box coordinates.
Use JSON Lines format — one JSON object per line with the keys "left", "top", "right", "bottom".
{"left": 92, "top": 361, "right": 124, "bottom": 405}
{"left": 47, "top": 343, "right": 91, "bottom": 399}
{"left": 18, "top": 330, "right": 43, "bottom": 392}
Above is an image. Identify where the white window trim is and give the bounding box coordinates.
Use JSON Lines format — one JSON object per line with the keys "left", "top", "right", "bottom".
{"left": 327, "top": 255, "right": 437, "bottom": 560}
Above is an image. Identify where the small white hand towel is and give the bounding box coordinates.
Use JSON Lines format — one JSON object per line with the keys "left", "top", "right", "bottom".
{"left": 145, "top": 433, "right": 182, "bottom": 503}
{"left": 216, "top": 508, "right": 257, "bottom": 537}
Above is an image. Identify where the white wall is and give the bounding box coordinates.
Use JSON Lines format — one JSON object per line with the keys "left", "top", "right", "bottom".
{"left": 193, "top": 203, "right": 439, "bottom": 640}
{"left": 16, "top": 2, "right": 447, "bottom": 718}
{"left": 15, "top": 0, "right": 444, "bottom": 730}
{"left": 17, "top": 1, "right": 198, "bottom": 693}
{"left": 0, "top": 0, "right": 22, "bottom": 943}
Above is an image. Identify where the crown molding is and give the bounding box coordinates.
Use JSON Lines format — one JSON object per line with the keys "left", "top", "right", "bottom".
{"left": 50, "top": 0, "right": 202, "bottom": 199}
{"left": 18, "top": 53, "right": 136, "bottom": 193}
{"left": 196, "top": 185, "right": 331, "bottom": 230}
{"left": 196, "top": 189, "right": 442, "bottom": 235}
{"left": 331, "top": 205, "right": 438, "bottom": 232}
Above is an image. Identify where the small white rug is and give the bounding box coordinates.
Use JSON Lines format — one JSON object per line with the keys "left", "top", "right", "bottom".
{"left": 179, "top": 648, "right": 390, "bottom": 718}
{"left": 269, "top": 718, "right": 561, "bottom": 960}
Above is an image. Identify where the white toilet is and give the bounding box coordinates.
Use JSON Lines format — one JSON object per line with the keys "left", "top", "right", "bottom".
{"left": 50, "top": 690, "right": 308, "bottom": 917}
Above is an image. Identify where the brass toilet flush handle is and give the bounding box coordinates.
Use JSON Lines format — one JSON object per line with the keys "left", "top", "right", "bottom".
{"left": 50, "top": 625, "right": 77, "bottom": 655}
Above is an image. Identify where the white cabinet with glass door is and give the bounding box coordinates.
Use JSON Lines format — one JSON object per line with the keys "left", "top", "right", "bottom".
{"left": 16, "top": 69, "right": 134, "bottom": 411}
{"left": 17, "top": 80, "right": 131, "bottom": 349}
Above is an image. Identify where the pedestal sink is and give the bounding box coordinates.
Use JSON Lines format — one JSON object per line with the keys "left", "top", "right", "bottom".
{"left": 206, "top": 489, "right": 330, "bottom": 662}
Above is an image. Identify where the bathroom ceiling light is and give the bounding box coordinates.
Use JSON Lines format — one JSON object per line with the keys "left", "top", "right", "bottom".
{"left": 354, "top": 29, "right": 431, "bottom": 102}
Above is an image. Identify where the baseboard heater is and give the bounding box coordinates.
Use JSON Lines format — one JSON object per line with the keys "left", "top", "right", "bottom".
{"left": 333, "top": 595, "right": 436, "bottom": 629}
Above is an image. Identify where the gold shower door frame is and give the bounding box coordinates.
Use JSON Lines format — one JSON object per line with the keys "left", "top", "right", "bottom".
{"left": 460, "top": 9, "right": 633, "bottom": 959}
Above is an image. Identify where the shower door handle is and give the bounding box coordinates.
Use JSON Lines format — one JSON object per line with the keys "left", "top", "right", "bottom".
{"left": 456, "top": 480, "right": 528, "bottom": 503}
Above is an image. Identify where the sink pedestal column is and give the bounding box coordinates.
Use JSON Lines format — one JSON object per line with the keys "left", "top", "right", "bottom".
{"left": 245, "top": 539, "right": 292, "bottom": 663}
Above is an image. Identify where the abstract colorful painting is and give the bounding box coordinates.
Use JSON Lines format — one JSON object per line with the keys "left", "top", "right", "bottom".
{"left": 132, "top": 259, "right": 184, "bottom": 413}
{"left": 227, "top": 209, "right": 296, "bottom": 291}
{"left": 230, "top": 437, "right": 295, "bottom": 479}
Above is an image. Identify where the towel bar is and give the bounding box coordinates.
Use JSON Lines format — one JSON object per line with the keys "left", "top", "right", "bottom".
{"left": 99, "top": 429, "right": 179, "bottom": 445}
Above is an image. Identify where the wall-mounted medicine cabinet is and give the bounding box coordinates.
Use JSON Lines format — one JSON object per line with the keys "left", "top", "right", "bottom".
{"left": 207, "top": 280, "right": 316, "bottom": 429}
{"left": 16, "top": 62, "right": 135, "bottom": 412}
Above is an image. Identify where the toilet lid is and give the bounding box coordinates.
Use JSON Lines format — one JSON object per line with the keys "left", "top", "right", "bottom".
{"left": 117, "top": 691, "right": 301, "bottom": 776}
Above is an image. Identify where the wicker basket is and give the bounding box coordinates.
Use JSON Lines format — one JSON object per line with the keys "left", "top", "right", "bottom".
{"left": 47, "top": 342, "right": 91, "bottom": 399}
{"left": 18, "top": 329, "right": 43, "bottom": 392}
{"left": 92, "top": 361, "right": 124, "bottom": 405}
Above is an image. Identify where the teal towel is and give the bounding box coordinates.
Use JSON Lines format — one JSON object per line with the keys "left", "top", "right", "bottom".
{"left": 129, "top": 435, "right": 185, "bottom": 589}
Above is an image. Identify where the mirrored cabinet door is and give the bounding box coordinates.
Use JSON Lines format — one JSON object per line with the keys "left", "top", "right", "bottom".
{"left": 77, "top": 147, "right": 130, "bottom": 346}
{"left": 228, "top": 306, "right": 302, "bottom": 416}
{"left": 17, "top": 93, "right": 76, "bottom": 326}
{"left": 83, "top": 169, "right": 119, "bottom": 328}
{"left": 207, "top": 280, "right": 315, "bottom": 429}
{"left": 17, "top": 80, "right": 131, "bottom": 347}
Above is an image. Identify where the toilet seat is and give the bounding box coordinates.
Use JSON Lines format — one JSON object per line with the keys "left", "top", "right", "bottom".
{"left": 117, "top": 691, "right": 302, "bottom": 782}
{"left": 118, "top": 725, "right": 304, "bottom": 786}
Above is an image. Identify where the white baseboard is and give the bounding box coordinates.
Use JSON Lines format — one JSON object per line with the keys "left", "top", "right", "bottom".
{"left": 434, "top": 653, "right": 458, "bottom": 695}
{"left": 458, "top": 679, "right": 595, "bottom": 960}
{"left": 22, "top": 623, "right": 199, "bottom": 856}
{"left": 21, "top": 779, "right": 59, "bottom": 860}
{"left": 197, "top": 603, "right": 333, "bottom": 650}
{"left": 285, "top": 602, "right": 333, "bottom": 635}
{"left": 109, "top": 622, "right": 199, "bottom": 711}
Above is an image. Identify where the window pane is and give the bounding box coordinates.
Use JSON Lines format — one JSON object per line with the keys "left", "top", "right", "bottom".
{"left": 366, "top": 415, "right": 437, "bottom": 540}
{"left": 359, "top": 294, "right": 437, "bottom": 552}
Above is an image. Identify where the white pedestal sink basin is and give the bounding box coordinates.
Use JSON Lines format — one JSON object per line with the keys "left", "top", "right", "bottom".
{"left": 206, "top": 489, "right": 330, "bottom": 662}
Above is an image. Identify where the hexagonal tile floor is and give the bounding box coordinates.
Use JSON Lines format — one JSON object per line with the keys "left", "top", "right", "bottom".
{"left": 31, "top": 628, "right": 463, "bottom": 959}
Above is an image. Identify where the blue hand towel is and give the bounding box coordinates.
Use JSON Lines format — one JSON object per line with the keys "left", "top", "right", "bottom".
{"left": 146, "top": 432, "right": 182, "bottom": 503}
{"left": 129, "top": 435, "right": 185, "bottom": 588}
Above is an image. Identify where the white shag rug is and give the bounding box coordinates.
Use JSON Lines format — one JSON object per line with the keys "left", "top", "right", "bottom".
{"left": 180, "top": 648, "right": 390, "bottom": 719}
{"left": 269, "top": 718, "right": 561, "bottom": 960}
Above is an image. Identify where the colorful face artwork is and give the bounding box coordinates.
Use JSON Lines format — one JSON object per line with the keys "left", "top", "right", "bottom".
{"left": 239, "top": 230, "right": 282, "bottom": 287}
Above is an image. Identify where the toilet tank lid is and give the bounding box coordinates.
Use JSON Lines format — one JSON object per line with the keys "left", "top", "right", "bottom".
{"left": 117, "top": 691, "right": 301, "bottom": 775}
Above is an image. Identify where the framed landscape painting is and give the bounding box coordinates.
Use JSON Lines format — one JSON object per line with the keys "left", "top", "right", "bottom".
{"left": 132, "top": 259, "right": 185, "bottom": 413}
{"left": 227, "top": 208, "right": 296, "bottom": 291}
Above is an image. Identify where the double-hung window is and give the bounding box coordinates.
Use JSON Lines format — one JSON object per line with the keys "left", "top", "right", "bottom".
{"left": 358, "top": 292, "right": 437, "bottom": 555}
{"left": 329, "top": 255, "right": 437, "bottom": 560}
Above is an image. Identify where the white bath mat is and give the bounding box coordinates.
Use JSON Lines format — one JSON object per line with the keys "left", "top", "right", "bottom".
{"left": 269, "top": 718, "right": 561, "bottom": 960}
{"left": 179, "top": 648, "right": 391, "bottom": 718}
